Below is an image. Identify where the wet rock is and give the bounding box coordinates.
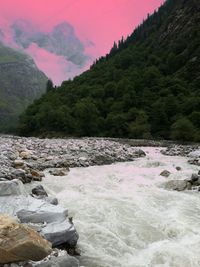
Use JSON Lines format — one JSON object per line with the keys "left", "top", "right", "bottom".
{"left": 32, "top": 185, "right": 48, "bottom": 197}
{"left": 49, "top": 168, "right": 69, "bottom": 176}
{"left": 188, "top": 150, "right": 200, "bottom": 158}
{"left": 134, "top": 149, "right": 146, "bottom": 157}
{"left": 10, "top": 169, "right": 26, "bottom": 180}
{"left": 42, "top": 219, "right": 78, "bottom": 247}
{"left": 0, "top": 179, "right": 26, "bottom": 196}
{"left": 44, "top": 197, "right": 58, "bottom": 206}
{"left": 16, "top": 205, "right": 68, "bottom": 224}
{"left": 31, "top": 186, "right": 58, "bottom": 206}
{"left": 14, "top": 160, "right": 24, "bottom": 168}
{"left": 30, "top": 170, "right": 44, "bottom": 178}
{"left": 0, "top": 179, "right": 78, "bottom": 249}
{"left": 0, "top": 215, "right": 52, "bottom": 264}
{"left": 160, "top": 170, "right": 171, "bottom": 177}
{"left": 32, "top": 176, "right": 42, "bottom": 182}
{"left": 34, "top": 255, "right": 79, "bottom": 267}
{"left": 161, "top": 145, "right": 198, "bottom": 157}
{"left": 191, "top": 173, "right": 199, "bottom": 182}
{"left": 164, "top": 180, "right": 188, "bottom": 191}
{"left": 188, "top": 158, "right": 200, "bottom": 166}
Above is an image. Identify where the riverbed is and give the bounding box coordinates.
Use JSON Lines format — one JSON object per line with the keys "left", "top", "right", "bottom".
{"left": 35, "top": 147, "right": 200, "bottom": 267}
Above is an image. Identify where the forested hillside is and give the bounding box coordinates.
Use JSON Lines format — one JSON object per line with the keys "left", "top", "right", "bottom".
{"left": 18, "top": 0, "right": 200, "bottom": 141}
{"left": 0, "top": 43, "right": 47, "bottom": 132}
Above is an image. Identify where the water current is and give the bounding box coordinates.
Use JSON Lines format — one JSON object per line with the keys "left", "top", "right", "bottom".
{"left": 41, "top": 147, "right": 200, "bottom": 267}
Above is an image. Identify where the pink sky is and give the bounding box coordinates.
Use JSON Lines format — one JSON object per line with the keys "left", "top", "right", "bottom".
{"left": 0, "top": 0, "right": 164, "bottom": 84}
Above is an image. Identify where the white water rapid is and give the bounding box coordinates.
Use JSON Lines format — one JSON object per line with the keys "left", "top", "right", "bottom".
{"left": 40, "top": 147, "right": 200, "bottom": 267}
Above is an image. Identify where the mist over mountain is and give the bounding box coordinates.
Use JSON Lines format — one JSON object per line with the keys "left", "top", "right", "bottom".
{"left": 0, "top": 20, "right": 93, "bottom": 84}
{"left": 18, "top": 0, "right": 200, "bottom": 141}
{"left": 11, "top": 20, "right": 89, "bottom": 66}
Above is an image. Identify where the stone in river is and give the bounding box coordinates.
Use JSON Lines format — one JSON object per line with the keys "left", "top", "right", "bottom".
{"left": 0, "top": 215, "right": 52, "bottom": 264}
{"left": 164, "top": 180, "right": 188, "bottom": 191}
{"left": 32, "top": 185, "right": 48, "bottom": 197}
{"left": 49, "top": 168, "right": 69, "bottom": 176}
{"left": 0, "top": 179, "right": 26, "bottom": 196}
{"left": 160, "top": 170, "right": 171, "bottom": 177}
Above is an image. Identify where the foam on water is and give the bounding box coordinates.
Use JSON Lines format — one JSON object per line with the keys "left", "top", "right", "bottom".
{"left": 41, "top": 147, "right": 200, "bottom": 267}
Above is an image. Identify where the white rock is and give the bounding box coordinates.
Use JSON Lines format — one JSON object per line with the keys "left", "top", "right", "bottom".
{"left": 0, "top": 179, "right": 27, "bottom": 196}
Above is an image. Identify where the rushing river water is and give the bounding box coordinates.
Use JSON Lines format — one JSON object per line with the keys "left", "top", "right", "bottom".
{"left": 40, "top": 147, "right": 200, "bottom": 267}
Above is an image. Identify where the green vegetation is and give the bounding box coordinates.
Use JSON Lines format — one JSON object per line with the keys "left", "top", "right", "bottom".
{"left": 18, "top": 0, "right": 200, "bottom": 141}
{"left": 0, "top": 43, "right": 47, "bottom": 132}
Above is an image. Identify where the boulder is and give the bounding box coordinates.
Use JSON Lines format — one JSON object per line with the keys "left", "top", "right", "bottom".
{"left": 176, "top": 166, "right": 181, "bottom": 171}
{"left": 188, "top": 150, "right": 200, "bottom": 158}
{"left": 0, "top": 179, "right": 26, "bottom": 196}
{"left": 0, "top": 215, "right": 52, "bottom": 264}
{"left": 191, "top": 173, "right": 200, "bottom": 182}
{"left": 32, "top": 185, "right": 48, "bottom": 197}
{"left": 160, "top": 170, "right": 171, "bottom": 178}
{"left": 44, "top": 197, "right": 58, "bottom": 206}
{"left": 164, "top": 180, "right": 189, "bottom": 191}
{"left": 10, "top": 169, "right": 26, "bottom": 180}
{"left": 0, "top": 180, "right": 78, "bottom": 248}
{"left": 31, "top": 186, "right": 58, "bottom": 205}
{"left": 41, "top": 220, "right": 79, "bottom": 247}
{"left": 17, "top": 206, "right": 68, "bottom": 224}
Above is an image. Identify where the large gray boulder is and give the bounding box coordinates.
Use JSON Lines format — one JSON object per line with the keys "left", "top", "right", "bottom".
{"left": 42, "top": 220, "right": 79, "bottom": 247}
{"left": 0, "top": 179, "right": 26, "bottom": 196}
{"left": 32, "top": 185, "right": 48, "bottom": 197}
{"left": 188, "top": 150, "right": 200, "bottom": 158}
{"left": 0, "top": 180, "right": 78, "bottom": 248}
{"left": 164, "top": 180, "right": 189, "bottom": 191}
{"left": 17, "top": 207, "right": 67, "bottom": 224}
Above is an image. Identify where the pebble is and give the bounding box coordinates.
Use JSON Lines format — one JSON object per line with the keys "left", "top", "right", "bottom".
{"left": 0, "top": 136, "right": 146, "bottom": 184}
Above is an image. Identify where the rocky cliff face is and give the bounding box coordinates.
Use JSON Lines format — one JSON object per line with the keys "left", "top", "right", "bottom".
{"left": 0, "top": 43, "right": 47, "bottom": 132}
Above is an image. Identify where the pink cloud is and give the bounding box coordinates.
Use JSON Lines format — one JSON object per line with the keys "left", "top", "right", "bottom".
{"left": 0, "top": 0, "right": 164, "bottom": 84}
{"left": 0, "top": 0, "right": 164, "bottom": 55}
{"left": 26, "top": 43, "right": 86, "bottom": 85}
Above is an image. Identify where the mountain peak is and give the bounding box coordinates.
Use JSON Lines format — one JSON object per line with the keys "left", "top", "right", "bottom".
{"left": 53, "top": 22, "right": 74, "bottom": 36}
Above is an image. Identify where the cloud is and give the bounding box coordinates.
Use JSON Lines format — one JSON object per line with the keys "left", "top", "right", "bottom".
{"left": 0, "top": 19, "right": 93, "bottom": 85}
{"left": 26, "top": 43, "right": 84, "bottom": 84}
{"left": 0, "top": 0, "right": 164, "bottom": 84}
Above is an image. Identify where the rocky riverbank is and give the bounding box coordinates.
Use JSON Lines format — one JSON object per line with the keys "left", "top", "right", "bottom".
{"left": 0, "top": 136, "right": 145, "bottom": 183}
{"left": 0, "top": 135, "right": 146, "bottom": 266}
{"left": 161, "top": 144, "right": 200, "bottom": 166}
{"left": 1, "top": 136, "right": 200, "bottom": 266}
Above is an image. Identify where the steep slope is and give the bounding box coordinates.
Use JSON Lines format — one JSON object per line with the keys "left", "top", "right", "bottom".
{"left": 18, "top": 0, "right": 200, "bottom": 141}
{"left": 0, "top": 43, "right": 47, "bottom": 132}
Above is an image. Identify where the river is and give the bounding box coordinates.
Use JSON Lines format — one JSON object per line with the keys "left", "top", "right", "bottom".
{"left": 39, "top": 147, "right": 200, "bottom": 267}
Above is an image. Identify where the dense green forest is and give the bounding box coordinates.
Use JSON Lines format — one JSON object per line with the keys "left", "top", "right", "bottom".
{"left": 18, "top": 0, "right": 200, "bottom": 141}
